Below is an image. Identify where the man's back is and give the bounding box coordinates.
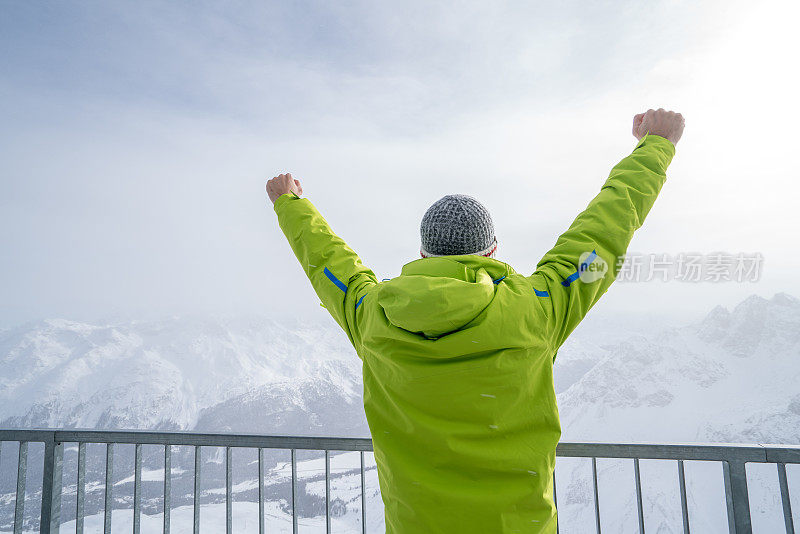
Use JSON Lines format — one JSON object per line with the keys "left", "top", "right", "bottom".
{"left": 267, "top": 109, "right": 684, "bottom": 533}
{"left": 359, "top": 255, "right": 561, "bottom": 532}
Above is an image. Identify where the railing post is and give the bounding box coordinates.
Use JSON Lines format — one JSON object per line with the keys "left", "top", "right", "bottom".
{"left": 104, "top": 443, "right": 113, "bottom": 534}
{"left": 723, "top": 461, "right": 752, "bottom": 533}
{"left": 777, "top": 463, "right": 795, "bottom": 534}
{"left": 15, "top": 441, "right": 28, "bottom": 534}
{"left": 634, "top": 458, "right": 645, "bottom": 534}
{"left": 225, "top": 446, "right": 232, "bottom": 534}
{"left": 678, "top": 460, "right": 690, "bottom": 534}
{"left": 134, "top": 443, "right": 142, "bottom": 534}
{"left": 592, "top": 457, "right": 601, "bottom": 534}
{"left": 164, "top": 444, "right": 171, "bottom": 534}
{"left": 553, "top": 469, "right": 559, "bottom": 534}
{"left": 258, "top": 448, "right": 265, "bottom": 534}
{"left": 40, "top": 434, "right": 63, "bottom": 534}
{"left": 194, "top": 445, "right": 201, "bottom": 534}
{"left": 325, "top": 450, "right": 331, "bottom": 534}
{"left": 76, "top": 443, "right": 85, "bottom": 534}
{"left": 291, "top": 448, "right": 298, "bottom": 534}
{"left": 360, "top": 451, "right": 366, "bottom": 534}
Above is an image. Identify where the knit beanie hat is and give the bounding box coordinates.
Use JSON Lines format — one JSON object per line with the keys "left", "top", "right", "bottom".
{"left": 420, "top": 194, "right": 497, "bottom": 258}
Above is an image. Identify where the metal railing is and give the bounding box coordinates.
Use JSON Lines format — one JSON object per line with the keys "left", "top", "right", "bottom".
{"left": 0, "top": 429, "right": 797, "bottom": 534}
{"left": 557, "top": 441, "right": 798, "bottom": 534}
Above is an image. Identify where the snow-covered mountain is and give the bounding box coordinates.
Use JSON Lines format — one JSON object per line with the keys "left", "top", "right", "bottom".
{"left": 6, "top": 294, "right": 795, "bottom": 444}
{"left": 0, "top": 315, "right": 362, "bottom": 433}
{"left": 558, "top": 292, "right": 800, "bottom": 444}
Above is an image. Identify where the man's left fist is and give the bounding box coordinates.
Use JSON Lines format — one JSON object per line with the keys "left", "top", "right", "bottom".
{"left": 267, "top": 173, "right": 303, "bottom": 204}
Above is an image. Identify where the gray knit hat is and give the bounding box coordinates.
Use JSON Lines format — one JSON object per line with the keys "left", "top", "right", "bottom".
{"left": 420, "top": 194, "right": 497, "bottom": 258}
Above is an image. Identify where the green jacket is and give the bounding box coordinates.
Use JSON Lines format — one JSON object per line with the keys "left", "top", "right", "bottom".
{"left": 273, "top": 133, "right": 676, "bottom": 533}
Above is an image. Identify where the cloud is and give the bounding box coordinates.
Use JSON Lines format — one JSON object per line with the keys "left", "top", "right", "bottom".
{"left": 0, "top": 0, "right": 797, "bottom": 326}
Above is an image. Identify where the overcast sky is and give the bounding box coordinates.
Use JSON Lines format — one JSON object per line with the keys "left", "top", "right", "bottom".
{"left": 1, "top": 0, "right": 798, "bottom": 329}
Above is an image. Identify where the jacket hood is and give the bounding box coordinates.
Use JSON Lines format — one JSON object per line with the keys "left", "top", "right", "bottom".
{"left": 375, "top": 255, "right": 514, "bottom": 339}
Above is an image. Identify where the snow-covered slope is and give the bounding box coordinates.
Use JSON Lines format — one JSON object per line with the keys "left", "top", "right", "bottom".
{"left": 194, "top": 371, "right": 369, "bottom": 437}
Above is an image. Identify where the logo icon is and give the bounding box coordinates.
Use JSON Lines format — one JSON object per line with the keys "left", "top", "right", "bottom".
{"left": 579, "top": 250, "right": 607, "bottom": 283}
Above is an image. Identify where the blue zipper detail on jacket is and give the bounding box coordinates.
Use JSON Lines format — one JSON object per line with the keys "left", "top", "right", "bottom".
{"left": 493, "top": 275, "right": 506, "bottom": 284}
{"left": 324, "top": 267, "right": 347, "bottom": 292}
{"left": 561, "top": 271, "right": 581, "bottom": 287}
{"left": 580, "top": 250, "right": 598, "bottom": 270}
{"left": 562, "top": 249, "right": 598, "bottom": 287}
{"left": 355, "top": 295, "right": 366, "bottom": 309}
{"left": 534, "top": 288, "right": 550, "bottom": 297}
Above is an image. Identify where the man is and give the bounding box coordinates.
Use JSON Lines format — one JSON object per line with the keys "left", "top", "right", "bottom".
{"left": 267, "top": 108, "right": 684, "bottom": 533}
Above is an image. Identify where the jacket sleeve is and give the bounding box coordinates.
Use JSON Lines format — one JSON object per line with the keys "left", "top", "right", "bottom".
{"left": 528, "top": 133, "right": 676, "bottom": 352}
{"left": 273, "top": 191, "right": 378, "bottom": 347}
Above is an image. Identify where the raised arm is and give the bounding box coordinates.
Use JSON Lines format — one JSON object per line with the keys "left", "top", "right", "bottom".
{"left": 268, "top": 173, "right": 377, "bottom": 347}
{"left": 529, "top": 109, "right": 685, "bottom": 352}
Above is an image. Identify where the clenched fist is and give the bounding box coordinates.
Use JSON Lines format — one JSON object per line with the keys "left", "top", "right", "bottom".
{"left": 267, "top": 173, "right": 303, "bottom": 204}
{"left": 633, "top": 108, "right": 685, "bottom": 146}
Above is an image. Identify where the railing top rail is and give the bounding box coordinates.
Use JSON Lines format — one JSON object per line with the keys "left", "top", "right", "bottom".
{"left": 0, "top": 428, "right": 374, "bottom": 451}
{"left": 0, "top": 428, "right": 798, "bottom": 462}
{"left": 0, "top": 429, "right": 56, "bottom": 442}
{"left": 763, "top": 444, "right": 800, "bottom": 464}
{"left": 555, "top": 441, "right": 768, "bottom": 462}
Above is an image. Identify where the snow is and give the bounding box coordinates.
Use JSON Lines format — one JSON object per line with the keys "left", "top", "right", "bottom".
{"left": 114, "top": 468, "right": 187, "bottom": 486}
{"left": 272, "top": 451, "right": 365, "bottom": 481}
{"left": 0, "top": 499, "right": 384, "bottom": 534}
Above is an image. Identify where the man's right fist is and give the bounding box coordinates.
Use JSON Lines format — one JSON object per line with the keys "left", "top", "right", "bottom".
{"left": 633, "top": 108, "right": 685, "bottom": 146}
